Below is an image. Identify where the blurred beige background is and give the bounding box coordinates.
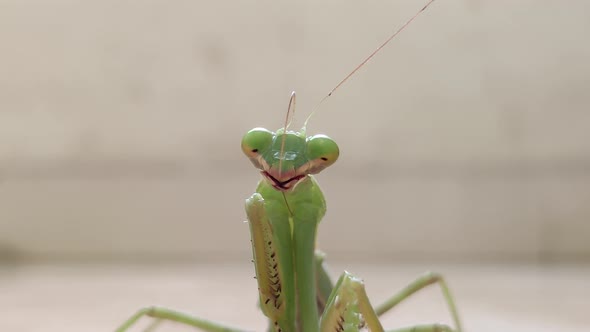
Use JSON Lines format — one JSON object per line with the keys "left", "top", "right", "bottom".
{"left": 1, "top": 0, "right": 589, "bottom": 263}
{"left": 1, "top": 1, "right": 590, "bottom": 332}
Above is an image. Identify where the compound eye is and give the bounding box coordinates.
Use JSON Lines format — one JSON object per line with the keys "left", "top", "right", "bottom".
{"left": 306, "top": 134, "right": 339, "bottom": 174}
{"left": 241, "top": 128, "right": 274, "bottom": 169}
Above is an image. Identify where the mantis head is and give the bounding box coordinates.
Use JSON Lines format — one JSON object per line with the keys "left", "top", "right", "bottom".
{"left": 241, "top": 128, "right": 339, "bottom": 191}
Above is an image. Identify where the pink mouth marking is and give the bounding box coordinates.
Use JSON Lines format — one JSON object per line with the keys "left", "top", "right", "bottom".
{"left": 262, "top": 171, "right": 305, "bottom": 191}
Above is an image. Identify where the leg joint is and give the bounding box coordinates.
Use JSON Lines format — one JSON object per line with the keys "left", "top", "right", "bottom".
{"left": 139, "top": 306, "right": 158, "bottom": 317}
{"left": 420, "top": 271, "right": 444, "bottom": 284}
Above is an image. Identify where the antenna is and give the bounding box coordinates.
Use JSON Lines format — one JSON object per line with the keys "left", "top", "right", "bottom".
{"left": 283, "top": 91, "right": 297, "bottom": 132}
{"left": 278, "top": 91, "right": 297, "bottom": 177}
{"left": 303, "top": 0, "right": 437, "bottom": 129}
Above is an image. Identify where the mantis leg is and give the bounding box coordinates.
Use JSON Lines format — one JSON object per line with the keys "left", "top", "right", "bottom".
{"left": 320, "top": 271, "right": 385, "bottom": 332}
{"left": 374, "top": 272, "right": 463, "bottom": 332}
{"left": 246, "top": 193, "right": 297, "bottom": 332}
{"left": 115, "top": 306, "right": 251, "bottom": 332}
{"left": 386, "top": 324, "right": 454, "bottom": 332}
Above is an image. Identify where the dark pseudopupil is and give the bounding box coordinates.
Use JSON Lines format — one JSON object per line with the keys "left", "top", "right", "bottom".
{"left": 321, "top": 157, "right": 328, "bottom": 161}
{"left": 252, "top": 149, "right": 258, "bottom": 153}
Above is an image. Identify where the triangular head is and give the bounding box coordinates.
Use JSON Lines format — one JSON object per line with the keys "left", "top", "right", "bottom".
{"left": 241, "top": 127, "right": 339, "bottom": 191}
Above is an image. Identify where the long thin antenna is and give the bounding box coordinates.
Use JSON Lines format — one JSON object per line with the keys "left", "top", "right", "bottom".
{"left": 283, "top": 91, "right": 297, "bottom": 131}
{"left": 278, "top": 91, "right": 297, "bottom": 177}
{"left": 303, "top": 0, "right": 437, "bottom": 128}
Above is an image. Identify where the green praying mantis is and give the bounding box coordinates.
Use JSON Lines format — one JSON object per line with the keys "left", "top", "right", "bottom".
{"left": 116, "top": 0, "right": 464, "bottom": 331}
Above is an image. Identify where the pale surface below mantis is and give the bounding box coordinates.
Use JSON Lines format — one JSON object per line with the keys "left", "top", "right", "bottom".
{"left": 0, "top": 263, "right": 588, "bottom": 331}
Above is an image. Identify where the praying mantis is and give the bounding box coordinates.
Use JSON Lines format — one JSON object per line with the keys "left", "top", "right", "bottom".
{"left": 116, "top": 1, "right": 464, "bottom": 331}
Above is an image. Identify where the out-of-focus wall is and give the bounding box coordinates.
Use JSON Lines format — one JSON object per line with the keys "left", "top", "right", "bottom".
{"left": 0, "top": 0, "right": 588, "bottom": 263}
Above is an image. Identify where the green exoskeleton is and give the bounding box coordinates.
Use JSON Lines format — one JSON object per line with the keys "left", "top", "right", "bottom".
{"left": 239, "top": 91, "right": 462, "bottom": 332}
{"left": 116, "top": 1, "right": 464, "bottom": 331}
